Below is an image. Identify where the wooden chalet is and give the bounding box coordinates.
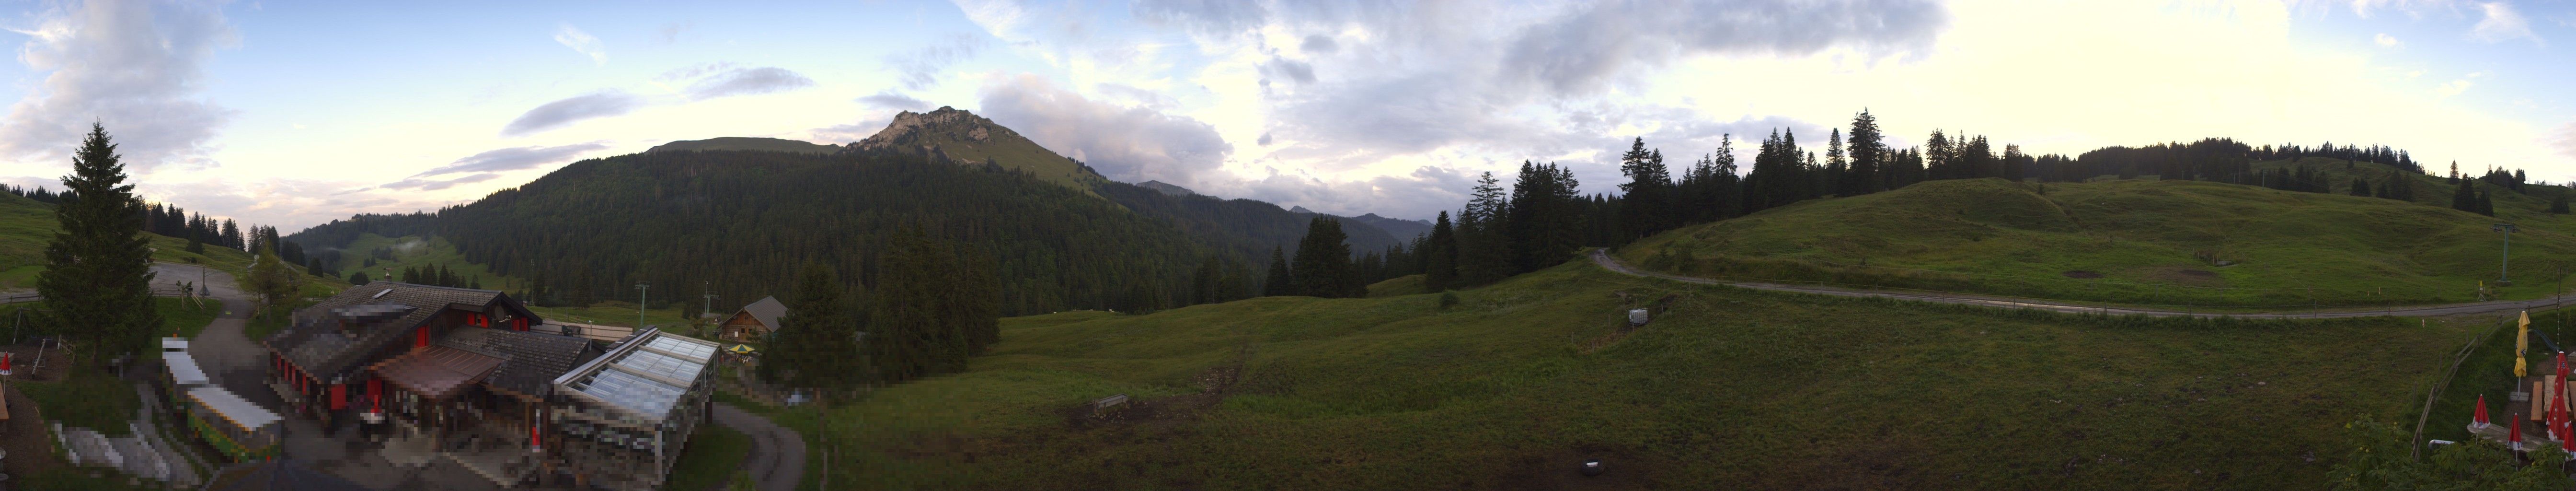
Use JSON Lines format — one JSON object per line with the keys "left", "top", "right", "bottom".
{"left": 717, "top": 295, "right": 785, "bottom": 342}
{"left": 262, "top": 283, "right": 598, "bottom": 448}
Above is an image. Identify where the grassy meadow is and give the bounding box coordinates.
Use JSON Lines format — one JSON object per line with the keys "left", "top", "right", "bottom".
{"left": 1621, "top": 168, "right": 2576, "bottom": 309}
{"left": 731, "top": 260, "right": 2478, "bottom": 490}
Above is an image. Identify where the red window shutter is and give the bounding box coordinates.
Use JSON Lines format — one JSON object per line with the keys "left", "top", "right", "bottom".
{"left": 416, "top": 327, "right": 429, "bottom": 347}
{"left": 331, "top": 384, "right": 346, "bottom": 410}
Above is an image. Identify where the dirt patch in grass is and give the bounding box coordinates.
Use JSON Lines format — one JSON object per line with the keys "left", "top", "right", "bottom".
{"left": 1064, "top": 362, "right": 1246, "bottom": 430}
{"left": 1484, "top": 442, "right": 1652, "bottom": 491}
{"left": 2060, "top": 270, "right": 2103, "bottom": 279}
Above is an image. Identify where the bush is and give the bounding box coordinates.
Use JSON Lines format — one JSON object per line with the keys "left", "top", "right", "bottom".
{"left": 1437, "top": 291, "right": 1460, "bottom": 310}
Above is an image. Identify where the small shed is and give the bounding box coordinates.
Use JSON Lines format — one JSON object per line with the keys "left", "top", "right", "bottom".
{"left": 185, "top": 386, "right": 283, "bottom": 461}
{"left": 720, "top": 296, "right": 787, "bottom": 342}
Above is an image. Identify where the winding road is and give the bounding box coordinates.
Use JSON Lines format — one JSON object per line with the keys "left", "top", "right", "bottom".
{"left": 1589, "top": 249, "right": 2570, "bottom": 319}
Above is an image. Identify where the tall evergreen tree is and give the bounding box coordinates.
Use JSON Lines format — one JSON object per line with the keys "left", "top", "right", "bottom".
{"left": 771, "top": 261, "right": 862, "bottom": 389}
{"left": 1423, "top": 211, "right": 1459, "bottom": 292}
{"left": 2452, "top": 178, "right": 2478, "bottom": 213}
{"left": 1846, "top": 110, "right": 1884, "bottom": 194}
{"left": 1456, "top": 172, "right": 1515, "bottom": 286}
{"left": 1289, "top": 217, "right": 1357, "bottom": 298}
{"left": 2552, "top": 191, "right": 2572, "bottom": 214}
{"left": 246, "top": 242, "right": 304, "bottom": 319}
{"left": 1263, "top": 246, "right": 1293, "bottom": 296}
{"left": 2349, "top": 177, "right": 2371, "bottom": 197}
{"left": 37, "top": 123, "right": 161, "bottom": 358}
{"left": 1616, "top": 138, "right": 1672, "bottom": 241}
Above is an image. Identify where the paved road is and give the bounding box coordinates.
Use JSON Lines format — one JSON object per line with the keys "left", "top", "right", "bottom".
{"left": 713, "top": 403, "right": 807, "bottom": 491}
{"left": 1589, "top": 249, "right": 2572, "bottom": 319}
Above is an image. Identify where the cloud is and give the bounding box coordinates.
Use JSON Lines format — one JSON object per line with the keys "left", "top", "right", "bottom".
{"left": 1300, "top": 34, "right": 1338, "bottom": 54}
{"left": 885, "top": 35, "right": 983, "bottom": 91}
{"left": 2436, "top": 78, "right": 2473, "bottom": 97}
{"left": 656, "top": 62, "right": 739, "bottom": 82}
{"left": 682, "top": 67, "right": 815, "bottom": 100}
{"left": 977, "top": 74, "right": 1232, "bottom": 185}
{"left": 655, "top": 22, "right": 690, "bottom": 44}
{"left": 500, "top": 91, "right": 644, "bottom": 137}
{"left": 1260, "top": 57, "right": 1316, "bottom": 84}
{"left": 0, "top": 0, "right": 239, "bottom": 173}
{"left": 1496, "top": 0, "right": 1947, "bottom": 98}
{"left": 857, "top": 92, "right": 932, "bottom": 112}
{"left": 2375, "top": 33, "right": 2400, "bottom": 47}
{"left": 1133, "top": 0, "right": 1269, "bottom": 37}
{"left": 555, "top": 23, "right": 607, "bottom": 65}
{"left": 412, "top": 141, "right": 610, "bottom": 177}
{"left": 379, "top": 172, "right": 502, "bottom": 191}
{"left": 2470, "top": 1, "right": 2538, "bottom": 43}
{"left": 2553, "top": 122, "right": 2576, "bottom": 160}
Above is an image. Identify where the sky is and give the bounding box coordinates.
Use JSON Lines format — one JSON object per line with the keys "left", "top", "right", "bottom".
{"left": 0, "top": 0, "right": 2569, "bottom": 231}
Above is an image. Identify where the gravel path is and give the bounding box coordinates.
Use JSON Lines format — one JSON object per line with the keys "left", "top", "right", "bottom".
{"left": 713, "top": 403, "right": 808, "bottom": 491}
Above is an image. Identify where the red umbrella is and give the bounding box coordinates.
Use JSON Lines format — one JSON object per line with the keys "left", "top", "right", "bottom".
{"left": 2511, "top": 418, "right": 2526, "bottom": 451}
{"left": 2476, "top": 394, "right": 2493, "bottom": 427}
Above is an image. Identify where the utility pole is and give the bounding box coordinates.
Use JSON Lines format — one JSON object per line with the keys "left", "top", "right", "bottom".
{"left": 702, "top": 281, "right": 717, "bottom": 319}
{"left": 2495, "top": 222, "right": 2518, "bottom": 284}
{"left": 636, "top": 281, "right": 651, "bottom": 328}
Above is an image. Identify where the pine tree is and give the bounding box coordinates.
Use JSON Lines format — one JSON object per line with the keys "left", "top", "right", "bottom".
{"left": 37, "top": 123, "right": 162, "bottom": 359}
{"left": 771, "top": 261, "right": 862, "bottom": 389}
{"left": 349, "top": 271, "right": 371, "bottom": 285}
{"left": 1846, "top": 110, "right": 1883, "bottom": 195}
{"left": 2552, "top": 191, "right": 2572, "bottom": 214}
{"left": 1290, "top": 217, "right": 1357, "bottom": 298}
{"left": 2349, "top": 177, "right": 2370, "bottom": 196}
{"left": 1423, "top": 211, "right": 1459, "bottom": 292}
{"left": 1263, "top": 246, "right": 1293, "bottom": 296}
{"left": 1616, "top": 138, "right": 1672, "bottom": 241}
{"left": 2452, "top": 178, "right": 2478, "bottom": 213}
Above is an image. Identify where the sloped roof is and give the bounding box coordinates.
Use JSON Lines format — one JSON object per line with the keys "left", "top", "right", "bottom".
{"left": 554, "top": 328, "right": 719, "bottom": 424}
{"left": 265, "top": 282, "right": 524, "bottom": 383}
{"left": 437, "top": 327, "right": 604, "bottom": 398}
{"left": 369, "top": 346, "right": 504, "bottom": 399}
{"left": 736, "top": 296, "right": 786, "bottom": 330}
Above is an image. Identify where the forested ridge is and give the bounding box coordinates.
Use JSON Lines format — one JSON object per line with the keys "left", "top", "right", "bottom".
{"left": 286, "top": 149, "right": 1405, "bottom": 316}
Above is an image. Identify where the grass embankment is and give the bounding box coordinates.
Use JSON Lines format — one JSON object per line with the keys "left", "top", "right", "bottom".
{"left": 1365, "top": 274, "right": 1428, "bottom": 298}
{"left": 18, "top": 370, "right": 139, "bottom": 435}
{"left": 1622, "top": 173, "right": 2576, "bottom": 309}
{"left": 664, "top": 424, "right": 754, "bottom": 491}
{"left": 736, "top": 261, "right": 2472, "bottom": 490}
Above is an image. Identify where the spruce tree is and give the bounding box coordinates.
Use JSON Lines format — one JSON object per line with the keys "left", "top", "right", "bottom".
{"left": 1263, "top": 246, "right": 1293, "bottom": 296}
{"left": 247, "top": 243, "right": 303, "bottom": 318}
{"left": 2552, "top": 191, "right": 2571, "bottom": 214}
{"left": 1423, "top": 211, "right": 1459, "bottom": 292}
{"left": 1290, "top": 217, "right": 1356, "bottom": 298}
{"left": 1846, "top": 110, "right": 1883, "bottom": 195}
{"left": 2452, "top": 178, "right": 2478, "bottom": 212}
{"left": 771, "top": 261, "right": 861, "bottom": 389}
{"left": 349, "top": 271, "right": 371, "bottom": 285}
{"left": 37, "top": 123, "right": 161, "bottom": 358}
{"left": 1616, "top": 138, "right": 1672, "bottom": 241}
{"left": 2349, "top": 177, "right": 2370, "bottom": 197}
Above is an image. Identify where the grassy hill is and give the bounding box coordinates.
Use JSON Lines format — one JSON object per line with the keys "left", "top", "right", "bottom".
{"left": 327, "top": 233, "right": 691, "bottom": 326}
{"left": 1618, "top": 172, "right": 2576, "bottom": 308}
{"left": 645, "top": 137, "right": 840, "bottom": 155}
{"left": 0, "top": 191, "right": 257, "bottom": 289}
{"left": 750, "top": 260, "right": 2471, "bottom": 490}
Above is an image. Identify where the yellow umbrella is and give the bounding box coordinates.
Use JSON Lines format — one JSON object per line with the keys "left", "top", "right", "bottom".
{"left": 2517, "top": 310, "right": 2531, "bottom": 377}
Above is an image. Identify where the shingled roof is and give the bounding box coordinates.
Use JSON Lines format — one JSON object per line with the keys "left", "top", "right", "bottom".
{"left": 737, "top": 296, "right": 786, "bottom": 330}
{"left": 265, "top": 282, "right": 525, "bottom": 384}
{"left": 436, "top": 327, "right": 604, "bottom": 399}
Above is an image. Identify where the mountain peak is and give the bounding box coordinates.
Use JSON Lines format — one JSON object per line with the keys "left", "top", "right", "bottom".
{"left": 1289, "top": 206, "right": 1313, "bottom": 213}
{"left": 850, "top": 106, "right": 1012, "bottom": 151}
{"left": 835, "top": 105, "right": 1105, "bottom": 192}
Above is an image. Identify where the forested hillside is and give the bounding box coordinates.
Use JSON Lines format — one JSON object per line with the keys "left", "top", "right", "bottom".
{"left": 288, "top": 149, "right": 1407, "bottom": 316}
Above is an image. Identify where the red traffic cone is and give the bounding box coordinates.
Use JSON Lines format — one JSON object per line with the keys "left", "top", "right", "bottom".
{"left": 2476, "top": 394, "right": 2493, "bottom": 427}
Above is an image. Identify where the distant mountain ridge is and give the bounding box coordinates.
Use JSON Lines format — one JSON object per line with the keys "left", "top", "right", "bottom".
{"left": 645, "top": 137, "right": 840, "bottom": 154}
